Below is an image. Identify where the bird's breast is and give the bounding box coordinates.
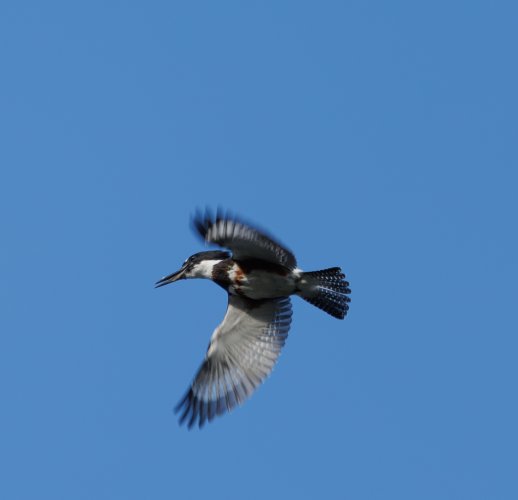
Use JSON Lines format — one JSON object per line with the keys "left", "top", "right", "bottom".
{"left": 228, "top": 263, "right": 298, "bottom": 299}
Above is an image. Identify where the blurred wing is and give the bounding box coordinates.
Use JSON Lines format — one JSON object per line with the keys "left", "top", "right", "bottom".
{"left": 175, "top": 295, "right": 292, "bottom": 428}
{"left": 192, "top": 209, "right": 297, "bottom": 269}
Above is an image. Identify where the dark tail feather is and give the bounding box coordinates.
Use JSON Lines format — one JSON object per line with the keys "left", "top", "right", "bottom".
{"left": 299, "top": 267, "right": 351, "bottom": 319}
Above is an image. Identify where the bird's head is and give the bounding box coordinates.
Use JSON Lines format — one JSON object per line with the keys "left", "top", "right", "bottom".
{"left": 155, "top": 250, "right": 230, "bottom": 287}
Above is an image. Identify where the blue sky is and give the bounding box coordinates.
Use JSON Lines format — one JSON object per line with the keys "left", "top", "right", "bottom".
{"left": 1, "top": 1, "right": 517, "bottom": 499}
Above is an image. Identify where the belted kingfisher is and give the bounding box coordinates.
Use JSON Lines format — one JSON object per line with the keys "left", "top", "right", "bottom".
{"left": 156, "top": 210, "right": 351, "bottom": 429}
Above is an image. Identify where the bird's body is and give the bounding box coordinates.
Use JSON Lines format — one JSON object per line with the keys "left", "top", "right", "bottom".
{"left": 213, "top": 259, "right": 299, "bottom": 299}
{"left": 156, "top": 210, "right": 351, "bottom": 428}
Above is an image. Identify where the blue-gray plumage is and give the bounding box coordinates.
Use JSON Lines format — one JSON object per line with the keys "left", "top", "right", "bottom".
{"left": 156, "top": 210, "right": 351, "bottom": 428}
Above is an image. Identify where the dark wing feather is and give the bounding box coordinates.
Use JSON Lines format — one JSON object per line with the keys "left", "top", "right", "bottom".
{"left": 192, "top": 209, "right": 297, "bottom": 269}
{"left": 175, "top": 295, "right": 292, "bottom": 429}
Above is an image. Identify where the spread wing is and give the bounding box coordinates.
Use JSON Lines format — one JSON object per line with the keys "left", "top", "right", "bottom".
{"left": 192, "top": 209, "right": 297, "bottom": 269}
{"left": 175, "top": 295, "right": 293, "bottom": 428}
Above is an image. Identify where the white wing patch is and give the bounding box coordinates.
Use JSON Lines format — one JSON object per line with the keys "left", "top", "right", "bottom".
{"left": 175, "top": 295, "right": 293, "bottom": 428}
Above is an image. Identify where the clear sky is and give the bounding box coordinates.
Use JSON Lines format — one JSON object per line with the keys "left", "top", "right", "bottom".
{"left": 1, "top": 1, "right": 517, "bottom": 499}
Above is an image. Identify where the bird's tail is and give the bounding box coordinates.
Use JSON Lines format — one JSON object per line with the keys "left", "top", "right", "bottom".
{"left": 297, "top": 267, "right": 351, "bottom": 319}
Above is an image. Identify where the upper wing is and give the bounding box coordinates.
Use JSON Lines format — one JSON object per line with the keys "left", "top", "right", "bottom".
{"left": 192, "top": 209, "right": 297, "bottom": 269}
{"left": 175, "top": 295, "right": 293, "bottom": 429}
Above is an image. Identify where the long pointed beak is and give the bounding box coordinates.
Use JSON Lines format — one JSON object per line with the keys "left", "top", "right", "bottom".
{"left": 155, "top": 267, "right": 186, "bottom": 288}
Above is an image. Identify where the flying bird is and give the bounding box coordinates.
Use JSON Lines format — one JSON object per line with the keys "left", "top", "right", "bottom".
{"left": 156, "top": 210, "right": 351, "bottom": 428}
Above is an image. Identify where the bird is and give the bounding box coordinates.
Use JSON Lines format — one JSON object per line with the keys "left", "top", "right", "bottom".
{"left": 155, "top": 210, "right": 351, "bottom": 428}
